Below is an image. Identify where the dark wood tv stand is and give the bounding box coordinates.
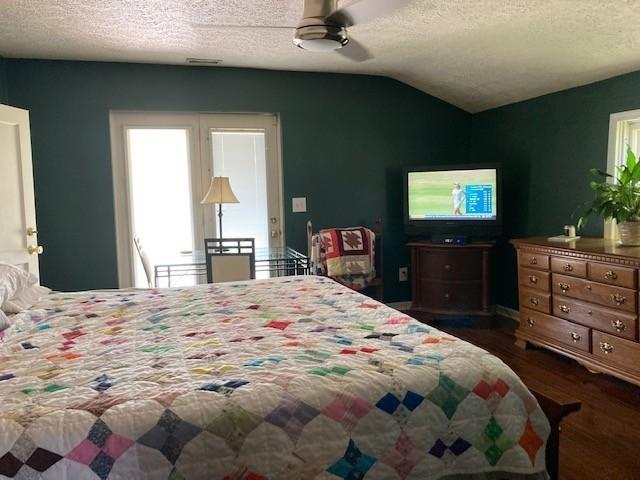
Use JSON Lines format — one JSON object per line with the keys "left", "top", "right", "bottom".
{"left": 408, "top": 241, "right": 494, "bottom": 321}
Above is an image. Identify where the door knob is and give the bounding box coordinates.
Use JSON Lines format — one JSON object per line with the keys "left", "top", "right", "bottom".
{"left": 27, "top": 227, "right": 38, "bottom": 236}
{"left": 28, "top": 245, "right": 43, "bottom": 255}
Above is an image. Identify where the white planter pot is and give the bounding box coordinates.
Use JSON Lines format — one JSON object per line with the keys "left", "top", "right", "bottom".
{"left": 617, "top": 221, "right": 640, "bottom": 246}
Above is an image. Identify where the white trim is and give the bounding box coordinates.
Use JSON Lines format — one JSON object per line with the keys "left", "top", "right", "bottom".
{"left": 605, "top": 109, "right": 640, "bottom": 240}
{"left": 110, "top": 112, "right": 202, "bottom": 288}
{"left": 110, "top": 111, "right": 284, "bottom": 288}
{"left": 495, "top": 304, "right": 520, "bottom": 321}
{"left": 387, "top": 301, "right": 520, "bottom": 321}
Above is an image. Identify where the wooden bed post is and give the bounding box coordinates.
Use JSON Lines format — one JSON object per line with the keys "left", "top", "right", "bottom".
{"left": 374, "top": 218, "right": 384, "bottom": 301}
{"left": 529, "top": 386, "right": 581, "bottom": 480}
{"left": 306, "top": 220, "right": 313, "bottom": 259}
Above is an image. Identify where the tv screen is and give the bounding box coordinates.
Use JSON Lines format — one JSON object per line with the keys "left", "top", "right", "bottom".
{"left": 407, "top": 168, "right": 498, "bottom": 221}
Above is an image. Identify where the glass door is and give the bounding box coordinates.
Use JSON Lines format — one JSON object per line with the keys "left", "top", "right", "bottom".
{"left": 126, "top": 128, "right": 198, "bottom": 287}
{"left": 198, "top": 114, "right": 283, "bottom": 250}
{"left": 111, "top": 112, "right": 283, "bottom": 288}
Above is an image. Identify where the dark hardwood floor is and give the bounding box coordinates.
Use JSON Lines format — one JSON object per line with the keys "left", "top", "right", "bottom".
{"left": 424, "top": 315, "right": 640, "bottom": 480}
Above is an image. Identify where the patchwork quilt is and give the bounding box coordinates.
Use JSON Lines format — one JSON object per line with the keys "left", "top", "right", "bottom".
{"left": 310, "top": 231, "right": 376, "bottom": 291}
{"left": 0, "top": 276, "right": 549, "bottom": 480}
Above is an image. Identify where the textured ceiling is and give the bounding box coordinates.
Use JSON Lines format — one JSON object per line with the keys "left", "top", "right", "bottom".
{"left": 1, "top": 0, "right": 640, "bottom": 112}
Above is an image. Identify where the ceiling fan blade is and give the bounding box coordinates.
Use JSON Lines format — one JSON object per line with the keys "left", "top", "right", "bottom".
{"left": 336, "top": 37, "right": 372, "bottom": 62}
{"left": 327, "top": 0, "right": 411, "bottom": 27}
{"left": 192, "top": 24, "right": 295, "bottom": 29}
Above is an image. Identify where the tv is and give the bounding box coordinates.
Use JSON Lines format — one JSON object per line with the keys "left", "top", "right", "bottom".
{"left": 403, "top": 164, "right": 502, "bottom": 238}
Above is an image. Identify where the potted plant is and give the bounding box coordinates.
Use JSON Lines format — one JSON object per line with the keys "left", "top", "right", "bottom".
{"left": 579, "top": 146, "right": 640, "bottom": 246}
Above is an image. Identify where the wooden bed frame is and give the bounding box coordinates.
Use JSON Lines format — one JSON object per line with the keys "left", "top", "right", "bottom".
{"left": 306, "top": 219, "right": 384, "bottom": 300}
{"left": 526, "top": 384, "right": 581, "bottom": 480}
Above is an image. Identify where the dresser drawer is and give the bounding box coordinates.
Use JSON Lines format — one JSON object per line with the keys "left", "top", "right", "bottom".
{"left": 520, "top": 308, "right": 590, "bottom": 352}
{"left": 519, "top": 287, "right": 551, "bottom": 313}
{"left": 518, "top": 251, "right": 549, "bottom": 270}
{"left": 588, "top": 262, "right": 637, "bottom": 289}
{"left": 418, "top": 250, "right": 482, "bottom": 282}
{"left": 551, "top": 257, "right": 587, "bottom": 278}
{"left": 592, "top": 331, "right": 640, "bottom": 373}
{"left": 552, "top": 296, "right": 638, "bottom": 341}
{"left": 552, "top": 273, "right": 637, "bottom": 313}
{"left": 518, "top": 267, "right": 550, "bottom": 292}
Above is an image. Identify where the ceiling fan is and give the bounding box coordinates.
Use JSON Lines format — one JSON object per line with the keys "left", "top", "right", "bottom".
{"left": 194, "top": 0, "right": 411, "bottom": 62}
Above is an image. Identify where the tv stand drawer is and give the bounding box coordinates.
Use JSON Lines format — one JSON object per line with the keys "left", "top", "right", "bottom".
{"left": 408, "top": 241, "right": 494, "bottom": 320}
{"left": 418, "top": 249, "right": 482, "bottom": 281}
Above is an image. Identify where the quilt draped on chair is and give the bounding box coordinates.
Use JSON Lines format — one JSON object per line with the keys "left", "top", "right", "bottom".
{"left": 310, "top": 226, "right": 376, "bottom": 290}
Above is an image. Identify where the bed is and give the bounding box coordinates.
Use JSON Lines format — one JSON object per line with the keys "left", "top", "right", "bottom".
{"left": 0, "top": 275, "right": 561, "bottom": 479}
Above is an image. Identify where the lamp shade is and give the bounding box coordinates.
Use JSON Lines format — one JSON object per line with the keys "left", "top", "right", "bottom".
{"left": 201, "top": 177, "right": 239, "bottom": 205}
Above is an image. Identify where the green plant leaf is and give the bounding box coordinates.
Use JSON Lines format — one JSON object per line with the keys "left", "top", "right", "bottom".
{"left": 581, "top": 146, "right": 640, "bottom": 226}
{"left": 589, "top": 168, "right": 613, "bottom": 178}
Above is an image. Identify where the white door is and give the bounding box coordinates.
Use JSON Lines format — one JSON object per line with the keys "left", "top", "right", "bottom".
{"left": 111, "top": 112, "right": 283, "bottom": 288}
{"left": 111, "top": 112, "right": 202, "bottom": 288}
{"left": 0, "top": 104, "right": 40, "bottom": 276}
{"left": 199, "top": 114, "right": 283, "bottom": 248}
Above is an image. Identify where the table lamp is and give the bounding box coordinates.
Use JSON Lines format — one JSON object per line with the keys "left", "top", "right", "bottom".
{"left": 201, "top": 177, "right": 239, "bottom": 239}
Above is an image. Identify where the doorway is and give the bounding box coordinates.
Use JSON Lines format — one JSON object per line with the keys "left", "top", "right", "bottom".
{"left": 111, "top": 112, "right": 283, "bottom": 288}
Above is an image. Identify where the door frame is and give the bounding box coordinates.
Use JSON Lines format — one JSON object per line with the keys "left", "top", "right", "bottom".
{"left": 109, "top": 111, "right": 284, "bottom": 288}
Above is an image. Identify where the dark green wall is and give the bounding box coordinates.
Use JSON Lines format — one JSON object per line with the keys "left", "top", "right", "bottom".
{"left": 471, "top": 70, "right": 640, "bottom": 309}
{"left": 5, "top": 59, "right": 470, "bottom": 300}
{"left": 0, "top": 58, "right": 7, "bottom": 103}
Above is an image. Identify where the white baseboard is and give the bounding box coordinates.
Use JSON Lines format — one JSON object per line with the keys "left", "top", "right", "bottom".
{"left": 495, "top": 304, "right": 520, "bottom": 321}
{"left": 386, "top": 301, "right": 412, "bottom": 311}
{"left": 387, "top": 301, "right": 520, "bottom": 321}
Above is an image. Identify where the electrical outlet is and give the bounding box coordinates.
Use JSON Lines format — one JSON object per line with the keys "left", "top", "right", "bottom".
{"left": 398, "top": 267, "right": 408, "bottom": 282}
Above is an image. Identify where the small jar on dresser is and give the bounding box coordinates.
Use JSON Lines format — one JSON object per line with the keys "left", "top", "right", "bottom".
{"left": 512, "top": 237, "right": 640, "bottom": 386}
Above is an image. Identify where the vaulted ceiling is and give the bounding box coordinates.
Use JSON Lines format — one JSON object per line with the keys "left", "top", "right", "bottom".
{"left": 1, "top": 0, "right": 640, "bottom": 112}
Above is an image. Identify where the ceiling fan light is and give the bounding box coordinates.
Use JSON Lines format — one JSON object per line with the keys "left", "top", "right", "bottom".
{"left": 293, "top": 25, "right": 349, "bottom": 52}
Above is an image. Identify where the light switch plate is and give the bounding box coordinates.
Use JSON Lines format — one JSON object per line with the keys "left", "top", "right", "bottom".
{"left": 292, "top": 197, "right": 307, "bottom": 213}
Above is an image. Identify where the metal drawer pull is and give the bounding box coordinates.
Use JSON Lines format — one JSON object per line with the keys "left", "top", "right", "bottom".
{"left": 559, "top": 305, "right": 571, "bottom": 313}
{"left": 529, "top": 297, "right": 539, "bottom": 306}
{"left": 612, "top": 293, "right": 626, "bottom": 306}
{"left": 528, "top": 275, "right": 538, "bottom": 284}
{"left": 612, "top": 319, "right": 626, "bottom": 332}
{"left": 558, "top": 283, "right": 570, "bottom": 293}
{"left": 529, "top": 257, "right": 538, "bottom": 265}
{"left": 570, "top": 332, "right": 581, "bottom": 342}
{"left": 527, "top": 318, "right": 535, "bottom": 327}
{"left": 600, "top": 342, "right": 614, "bottom": 354}
{"left": 444, "top": 264, "right": 452, "bottom": 272}
{"left": 563, "top": 263, "right": 574, "bottom": 272}
{"left": 604, "top": 270, "right": 618, "bottom": 280}
{"left": 444, "top": 293, "right": 451, "bottom": 301}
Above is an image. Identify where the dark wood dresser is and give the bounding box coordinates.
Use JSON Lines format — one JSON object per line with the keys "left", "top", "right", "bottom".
{"left": 513, "top": 237, "right": 640, "bottom": 386}
{"left": 408, "top": 241, "right": 494, "bottom": 320}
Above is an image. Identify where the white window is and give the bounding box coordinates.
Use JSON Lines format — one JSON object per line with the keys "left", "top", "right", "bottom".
{"left": 605, "top": 109, "right": 640, "bottom": 239}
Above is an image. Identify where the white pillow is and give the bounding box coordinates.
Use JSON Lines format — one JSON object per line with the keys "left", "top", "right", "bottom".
{"left": 0, "top": 263, "right": 38, "bottom": 307}
{"left": 3, "top": 284, "right": 51, "bottom": 313}
{"left": 0, "top": 310, "right": 10, "bottom": 331}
